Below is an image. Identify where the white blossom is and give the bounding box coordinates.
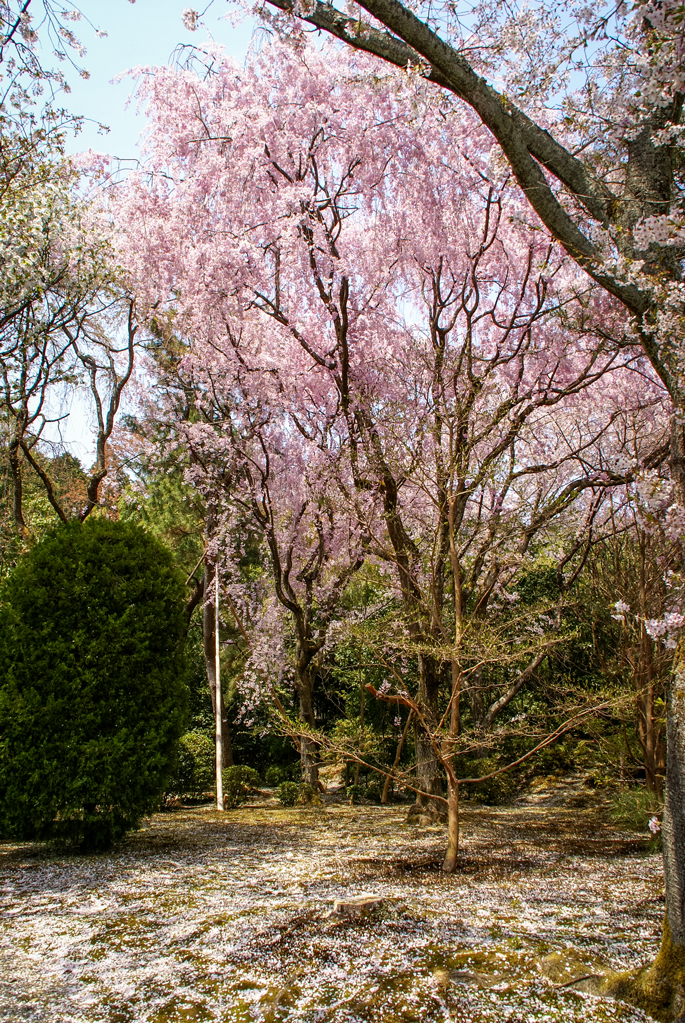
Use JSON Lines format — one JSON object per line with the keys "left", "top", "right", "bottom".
{"left": 182, "top": 8, "right": 199, "bottom": 31}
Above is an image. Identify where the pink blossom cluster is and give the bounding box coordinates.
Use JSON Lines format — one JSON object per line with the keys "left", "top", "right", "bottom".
{"left": 645, "top": 612, "right": 684, "bottom": 649}
{"left": 104, "top": 38, "right": 670, "bottom": 704}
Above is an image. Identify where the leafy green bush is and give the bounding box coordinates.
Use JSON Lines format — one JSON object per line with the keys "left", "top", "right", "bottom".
{"left": 222, "top": 765, "right": 261, "bottom": 809}
{"left": 364, "top": 779, "right": 383, "bottom": 803}
{"left": 277, "top": 781, "right": 300, "bottom": 806}
{"left": 346, "top": 783, "right": 365, "bottom": 804}
{"left": 0, "top": 519, "right": 188, "bottom": 850}
{"left": 265, "top": 765, "right": 284, "bottom": 787}
{"left": 265, "top": 763, "right": 300, "bottom": 786}
{"left": 169, "top": 731, "right": 215, "bottom": 797}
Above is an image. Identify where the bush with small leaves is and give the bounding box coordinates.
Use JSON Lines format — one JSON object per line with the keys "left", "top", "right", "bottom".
{"left": 346, "top": 784, "right": 365, "bottom": 805}
{"left": 222, "top": 765, "right": 261, "bottom": 809}
{"left": 364, "top": 779, "right": 383, "bottom": 804}
{"left": 168, "top": 731, "right": 215, "bottom": 797}
{"left": 265, "top": 765, "right": 284, "bottom": 787}
{"left": 277, "top": 781, "right": 300, "bottom": 807}
{"left": 0, "top": 519, "right": 188, "bottom": 851}
{"left": 610, "top": 787, "right": 662, "bottom": 849}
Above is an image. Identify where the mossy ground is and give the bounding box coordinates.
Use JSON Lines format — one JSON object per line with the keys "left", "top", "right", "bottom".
{"left": 0, "top": 801, "right": 664, "bottom": 1022}
{"left": 609, "top": 916, "right": 685, "bottom": 1022}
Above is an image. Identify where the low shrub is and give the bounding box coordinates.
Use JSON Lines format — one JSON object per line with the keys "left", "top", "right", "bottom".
{"left": 277, "top": 781, "right": 300, "bottom": 807}
{"left": 169, "top": 731, "right": 215, "bottom": 797}
{"left": 265, "top": 766, "right": 284, "bottom": 787}
{"left": 364, "top": 779, "right": 383, "bottom": 803}
{"left": 346, "top": 783, "right": 365, "bottom": 804}
{"left": 222, "top": 765, "right": 261, "bottom": 809}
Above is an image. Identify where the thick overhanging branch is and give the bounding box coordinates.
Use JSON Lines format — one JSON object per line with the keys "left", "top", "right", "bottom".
{"left": 260, "top": 0, "right": 653, "bottom": 317}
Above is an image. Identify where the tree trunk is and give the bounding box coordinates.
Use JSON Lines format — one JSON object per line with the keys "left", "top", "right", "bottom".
{"left": 296, "top": 656, "right": 319, "bottom": 787}
{"left": 413, "top": 652, "right": 443, "bottom": 811}
{"left": 8, "top": 434, "right": 27, "bottom": 537}
{"left": 222, "top": 708, "right": 234, "bottom": 768}
{"left": 214, "top": 566, "right": 224, "bottom": 812}
{"left": 442, "top": 776, "right": 459, "bottom": 872}
{"left": 615, "top": 420, "right": 685, "bottom": 1018}
{"left": 354, "top": 665, "right": 365, "bottom": 786}
{"left": 442, "top": 655, "right": 461, "bottom": 872}
{"left": 659, "top": 421, "right": 685, "bottom": 991}
{"left": 468, "top": 666, "right": 485, "bottom": 728}
{"left": 382, "top": 709, "right": 413, "bottom": 804}
{"left": 663, "top": 644, "right": 685, "bottom": 954}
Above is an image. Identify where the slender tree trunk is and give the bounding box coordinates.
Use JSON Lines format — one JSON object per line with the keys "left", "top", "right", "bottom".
{"left": 414, "top": 652, "right": 443, "bottom": 811}
{"left": 296, "top": 655, "right": 319, "bottom": 787}
{"left": 442, "top": 499, "right": 463, "bottom": 871}
{"left": 637, "top": 556, "right": 663, "bottom": 801}
{"left": 382, "top": 709, "right": 413, "bottom": 804}
{"left": 468, "top": 667, "right": 485, "bottom": 727}
{"left": 442, "top": 656, "right": 461, "bottom": 872}
{"left": 443, "top": 777, "right": 459, "bottom": 872}
{"left": 354, "top": 659, "right": 365, "bottom": 786}
{"left": 8, "top": 434, "right": 27, "bottom": 536}
{"left": 214, "top": 567, "right": 224, "bottom": 812}
{"left": 222, "top": 709, "right": 234, "bottom": 767}
{"left": 203, "top": 562, "right": 232, "bottom": 768}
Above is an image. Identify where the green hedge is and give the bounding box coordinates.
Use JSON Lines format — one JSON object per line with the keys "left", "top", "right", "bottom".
{"left": 0, "top": 519, "right": 188, "bottom": 850}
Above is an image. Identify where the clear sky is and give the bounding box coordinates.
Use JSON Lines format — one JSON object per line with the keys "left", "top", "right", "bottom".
{"left": 30, "top": 2, "right": 254, "bottom": 459}
{"left": 53, "top": 0, "right": 255, "bottom": 158}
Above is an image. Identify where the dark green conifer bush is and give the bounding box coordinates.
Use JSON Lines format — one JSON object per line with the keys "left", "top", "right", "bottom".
{"left": 222, "top": 765, "right": 261, "bottom": 808}
{"left": 0, "top": 518, "right": 188, "bottom": 850}
{"left": 168, "top": 730, "right": 215, "bottom": 797}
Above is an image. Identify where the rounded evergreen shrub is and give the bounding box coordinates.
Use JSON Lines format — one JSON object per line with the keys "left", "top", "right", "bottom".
{"left": 264, "top": 765, "right": 284, "bottom": 787}
{"left": 168, "top": 730, "right": 215, "bottom": 797}
{"left": 0, "top": 518, "right": 188, "bottom": 850}
{"left": 277, "top": 781, "right": 301, "bottom": 807}
{"left": 222, "top": 765, "right": 261, "bottom": 808}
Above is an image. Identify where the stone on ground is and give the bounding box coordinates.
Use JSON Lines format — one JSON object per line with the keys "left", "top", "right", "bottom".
{"left": 331, "top": 895, "right": 385, "bottom": 917}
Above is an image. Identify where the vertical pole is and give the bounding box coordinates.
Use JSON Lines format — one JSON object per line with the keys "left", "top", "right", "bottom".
{"left": 215, "top": 565, "right": 224, "bottom": 812}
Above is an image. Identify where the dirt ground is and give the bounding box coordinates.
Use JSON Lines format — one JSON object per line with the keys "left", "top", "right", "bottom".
{"left": 0, "top": 800, "right": 664, "bottom": 1022}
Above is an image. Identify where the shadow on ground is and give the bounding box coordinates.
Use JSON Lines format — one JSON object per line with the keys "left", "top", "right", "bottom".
{"left": 0, "top": 798, "right": 663, "bottom": 1022}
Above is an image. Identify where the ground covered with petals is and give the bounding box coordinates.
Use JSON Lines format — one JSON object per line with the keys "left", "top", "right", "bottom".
{"left": 0, "top": 802, "right": 663, "bottom": 1022}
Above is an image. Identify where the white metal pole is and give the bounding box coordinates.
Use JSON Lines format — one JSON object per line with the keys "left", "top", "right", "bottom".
{"left": 215, "top": 566, "right": 224, "bottom": 812}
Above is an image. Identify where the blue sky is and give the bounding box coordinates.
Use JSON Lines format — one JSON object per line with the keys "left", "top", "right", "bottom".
{"left": 31, "top": 2, "right": 255, "bottom": 458}
{"left": 55, "top": 1, "right": 255, "bottom": 157}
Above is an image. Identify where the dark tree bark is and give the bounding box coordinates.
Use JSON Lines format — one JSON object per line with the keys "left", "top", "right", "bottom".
{"left": 413, "top": 653, "right": 443, "bottom": 811}
{"left": 295, "top": 647, "right": 320, "bottom": 787}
